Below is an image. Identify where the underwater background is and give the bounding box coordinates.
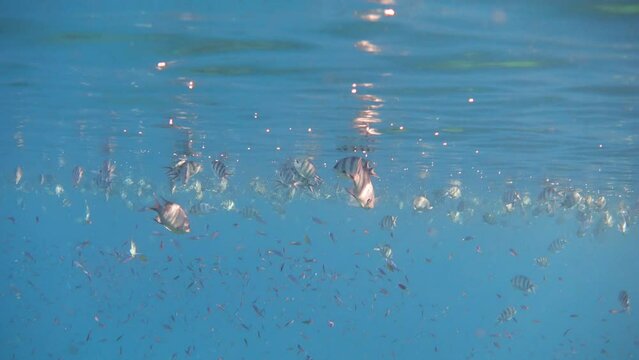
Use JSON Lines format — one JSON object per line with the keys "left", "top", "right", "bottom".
{"left": 1, "top": 0, "right": 638, "bottom": 359}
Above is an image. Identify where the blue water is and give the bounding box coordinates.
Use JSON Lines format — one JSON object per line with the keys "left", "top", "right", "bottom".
{"left": 2, "top": 1, "right": 638, "bottom": 359}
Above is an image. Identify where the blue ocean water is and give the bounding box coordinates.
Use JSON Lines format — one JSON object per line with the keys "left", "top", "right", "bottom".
{"left": 1, "top": 1, "right": 638, "bottom": 359}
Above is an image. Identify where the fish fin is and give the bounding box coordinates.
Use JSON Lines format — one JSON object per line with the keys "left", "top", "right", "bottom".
{"left": 346, "top": 188, "right": 358, "bottom": 200}
{"left": 154, "top": 215, "right": 162, "bottom": 224}
{"left": 513, "top": 317, "right": 518, "bottom": 323}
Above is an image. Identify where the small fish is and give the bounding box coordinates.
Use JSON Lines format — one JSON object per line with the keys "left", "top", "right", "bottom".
{"left": 548, "top": 238, "right": 568, "bottom": 253}
{"left": 311, "top": 216, "right": 325, "bottom": 225}
{"left": 619, "top": 290, "right": 631, "bottom": 312}
{"left": 445, "top": 184, "right": 462, "bottom": 199}
{"left": 241, "top": 206, "right": 266, "bottom": 224}
{"left": 189, "top": 202, "right": 215, "bottom": 215}
{"left": 166, "top": 158, "right": 202, "bottom": 185}
{"left": 618, "top": 218, "right": 628, "bottom": 234}
{"left": 333, "top": 156, "right": 376, "bottom": 180}
{"left": 562, "top": 190, "right": 582, "bottom": 209}
{"left": 15, "top": 166, "right": 23, "bottom": 185}
{"left": 502, "top": 190, "right": 521, "bottom": 212}
{"left": 496, "top": 306, "right": 517, "bottom": 324}
{"left": 292, "top": 157, "right": 321, "bottom": 186}
{"left": 212, "top": 159, "right": 231, "bottom": 191}
{"left": 380, "top": 215, "right": 398, "bottom": 230}
{"left": 148, "top": 195, "right": 191, "bottom": 234}
{"left": 252, "top": 304, "right": 264, "bottom": 317}
{"left": 212, "top": 159, "right": 232, "bottom": 180}
{"left": 412, "top": 195, "right": 432, "bottom": 211}
{"left": 386, "top": 258, "right": 399, "bottom": 272}
{"left": 72, "top": 166, "right": 84, "bottom": 187}
{"left": 334, "top": 156, "right": 377, "bottom": 209}
{"left": 129, "top": 241, "right": 138, "bottom": 258}
{"left": 511, "top": 275, "right": 535, "bottom": 294}
{"left": 95, "top": 160, "right": 116, "bottom": 198}
{"left": 508, "top": 248, "right": 518, "bottom": 257}
{"left": 482, "top": 212, "right": 497, "bottom": 225}
{"left": 84, "top": 201, "right": 92, "bottom": 224}
{"left": 534, "top": 256, "right": 550, "bottom": 267}
{"left": 538, "top": 185, "right": 558, "bottom": 203}
{"left": 373, "top": 244, "right": 393, "bottom": 260}
{"left": 462, "top": 235, "right": 474, "bottom": 242}
{"left": 349, "top": 179, "right": 376, "bottom": 209}
{"left": 220, "top": 199, "right": 235, "bottom": 211}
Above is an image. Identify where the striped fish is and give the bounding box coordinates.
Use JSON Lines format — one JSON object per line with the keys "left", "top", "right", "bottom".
{"left": 292, "top": 157, "right": 321, "bottom": 186}
{"left": 482, "top": 212, "right": 497, "bottom": 225}
{"left": 511, "top": 275, "right": 536, "bottom": 294}
{"left": 496, "top": 306, "right": 517, "bottom": 324}
{"left": 538, "top": 185, "right": 558, "bottom": 203}
{"left": 445, "top": 185, "right": 462, "bottom": 199}
{"left": 149, "top": 196, "right": 191, "bottom": 234}
{"left": 334, "top": 156, "right": 376, "bottom": 183}
{"left": 95, "top": 160, "right": 116, "bottom": 199}
{"left": 212, "top": 159, "right": 231, "bottom": 192}
{"left": 350, "top": 177, "right": 376, "bottom": 209}
{"left": 334, "top": 156, "right": 377, "bottom": 209}
{"left": 212, "top": 159, "right": 232, "bottom": 180}
{"left": 619, "top": 290, "right": 631, "bottom": 312}
{"left": 502, "top": 190, "right": 521, "bottom": 212}
{"left": 166, "top": 158, "right": 202, "bottom": 185}
{"left": 72, "top": 165, "right": 84, "bottom": 187}
{"left": 562, "top": 190, "right": 582, "bottom": 209}
{"left": 241, "top": 206, "right": 266, "bottom": 224}
{"left": 189, "top": 202, "right": 216, "bottom": 215}
{"left": 548, "top": 238, "right": 568, "bottom": 253}
{"left": 373, "top": 244, "right": 393, "bottom": 260}
{"left": 275, "top": 165, "right": 301, "bottom": 200}
{"left": 534, "top": 256, "right": 550, "bottom": 268}
{"left": 380, "top": 215, "right": 398, "bottom": 230}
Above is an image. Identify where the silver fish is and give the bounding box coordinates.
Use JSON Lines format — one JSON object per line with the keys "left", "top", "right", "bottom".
{"left": 189, "top": 202, "right": 216, "bottom": 215}
{"left": 275, "top": 163, "right": 303, "bottom": 199}
{"left": 149, "top": 196, "right": 191, "bottom": 234}
{"left": 72, "top": 166, "right": 84, "bottom": 187}
{"left": 511, "top": 275, "right": 536, "bottom": 294}
{"left": 166, "top": 158, "right": 202, "bottom": 185}
{"left": 380, "top": 215, "right": 398, "bottom": 230}
{"left": 292, "top": 157, "right": 321, "bottom": 186}
{"left": 548, "top": 238, "right": 568, "bottom": 253}
{"left": 95, "top": 160, "right": 116, "bottom": 199}
{"left": 334, "top": 156, "right": 377, "bottom": 209}
{"left": 482, "top": 212, "right": 497, "bottom": 225}
{"left": 502, "top": 190, "right": 521, "bottom": 212}
{"left": 334, "top": 156, "right": 376, "bottom": 183}
{"left": 373, "top": 244, "right": 393, "bottom": 260}
{"left": 15, "top": 166, "right": 23, "bottom": 186}
{"left": 619, "top": 290, "right": 631, "bottom": 312}
{"left": 241, "top": 206, "right": 266, "bottom": 224}
{"left": 533, "top": 256, "right": 550, "bottom": 268}
{"left": 496, "top": 306, "right": 517, "bottom": 324}
{"left": 562, "top": 190, "right": 582, "bottom": 209}
{"left": 349, "top": 178, "right": 376, "bottom": 209}
{"left": 538, "top": 185, "right": 559, "bottom": 203}
{"left": 412, "top": 195, "right": 432, "bottom": 212}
